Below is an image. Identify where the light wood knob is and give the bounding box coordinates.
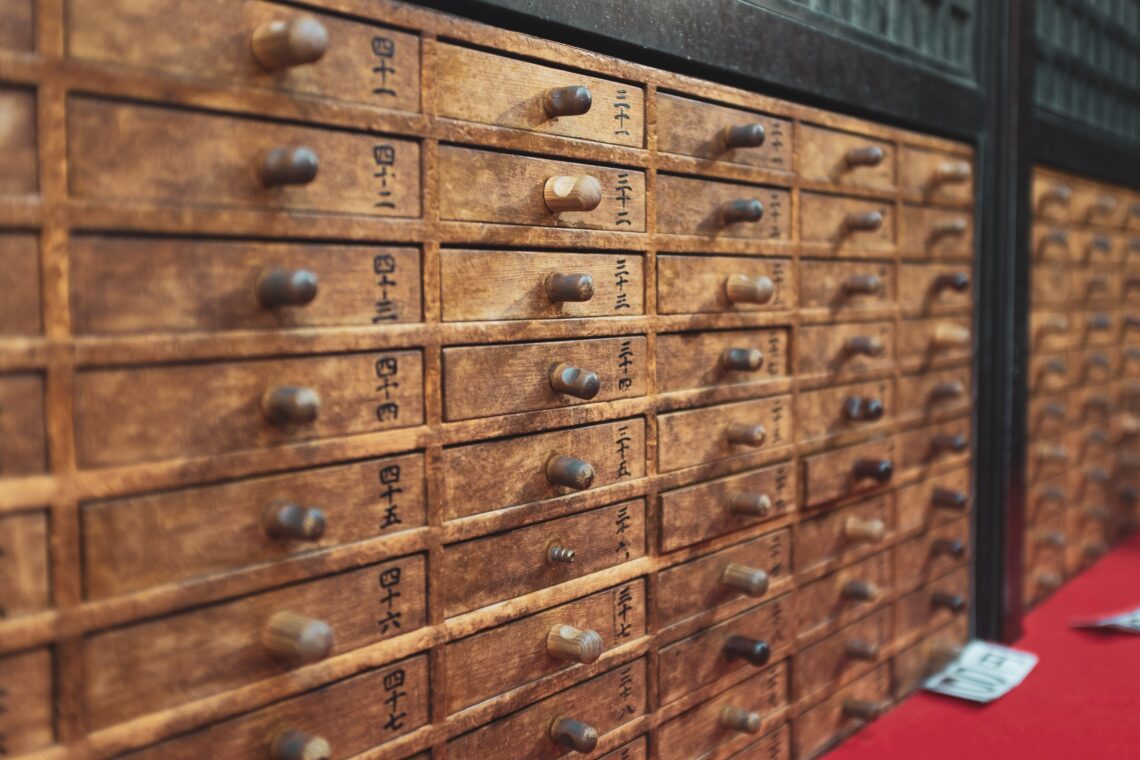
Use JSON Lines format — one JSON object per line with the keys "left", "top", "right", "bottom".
{"left": 719, "top": 705, "right": 762, "bottom": 734}
{"left": 546, "top": 624, "right": 603, "bottom": 664}
{"left": 844, "top": 335, "right": 885, "bottom": 357}
{"left": 1091, "top": 194, "right": 1118, "bottom": 216}
{"left": 725, "top": 274, "right": 775, "bottom": 304}
{"left": 1037, "top": 530, "right": 1066, "bottom": 548}
{"left": 546, "top": 273, "right": 595, "bottom": 303}
{"left": 845, "top": 145, "right": 885, "bottom": 167}
{"left": 931, "top": 537, "right": 966, "bottom": 558}
{"left": 844, "top": 516, "right": 886, "bottom": 544}
{"left": 263, "top": 501, "right": 326, "bottom": 541}
{"left": 1038, "top": 571, "right": 1062, "bottom": 591}
{"left": 932, "top": 487, "right": 969, "bottom": 511}
{"left": 842, "top": 699, "right": 883, "bottom": 722}
{"left": 721, "top": 347, "right": 764, "bottom": 372}
{"left": 1041, "top": 184, "right": 1072, "bottom": 206}
{"left": 845, "top": 210, "right": 884, "bottom": 232}
{"left": 1039, "top": 314, "right": 1069, "bottom": 333}
{"left": 723, "top": 635, "right": 771, "bottom": 666}
{"left": 269, "top": 730, "right": 332, "bottom": 760}
{"left": 549, "top": 716, "right": 598, "bottom": 753}
{"left": 721, "top": 562, "right": 769, "bottom": 597}
{"left": 933, "top": 272, "right": 970, "bottom": 292}
{"left": 932, "top": 432, "right": 968, "bottom": 453}
{"left": 843, "top": 273, "right": 884, "bottom": 296}
{"left": 930, "top": 380, "right": 965, "bottom": 401}
{"left": 931, "top": 591, "right": 966, "bottom": 612}
{"left": 845, "top": 638, "right": 880, "bottom": 661}
{"left": 543, "top": 175, "right": 602, "bottom": 212}
{"left": 729, "top": 492, "right": 772, "bottom": 517}
{"left": 251, "top": 17, "right": 329, "bottom": 70}
{"left": 852, "top": 458, "right": 893, "bottom": 483}
{"left": 931, "top": 217, "right": 968, "bottom": 238}
{"left": 931, "top": 323, "right": 971, "bottom": 349}
{"left": 543, "top": 86, "right": 592, "bottom": 118}
{"left": 549, "top": 363, "right": 601, "bottom": 400}
{"left": 721, "top": 199, "right": 765, "bottom": 225}
{"left": 547, "top": 543, "right": 576, "bottom": 564}
{"left": 722, "top": 123, "right": 766, "bottom": 149}
{"left": 262, "top": 612, "right": 333, "bottom": 665}
{"left": 546, "top": 455, "right": 595, "bottom": 490}
{"left": 935, "top": 160, "right": 971, "bottom": 184}
{"left": 259, "top": 147, "right": 319, "bottom": 187}
{"left": 843, "top": 395, "right": 885, "bottom": 421}
{"left": 257, "top": 268, "right": 319, "bottom": 308}
{"left": 726, "top": 423, "right": 766, "bottom": 447}
{"left": 841, "top": 579, "right": 879, "bottom": 602}
{"left": 261, "top": 387, "right": 321, "bottom": 426}
{"left": 1037, "top": 444, "right": 1068, "bottom": 463}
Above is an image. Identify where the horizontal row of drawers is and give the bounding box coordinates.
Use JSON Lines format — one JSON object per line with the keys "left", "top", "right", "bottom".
{"left": 1032, "top": 263, "right": 1140, "bottom": 306}
{"left": 1028, "top": 345, "right": 1139, "bottom": 394}
{"left": 1028, "top": 379, "right": 1137, "bottom": 438}
{"left": 1031, "top": 309, "right": 1140, "bottom": 351}
{"left": 1033, "top": 172, "right": 1140, "bottom": 230}
{"left": 1031, "top": 224, "right": 1140, "bottom": 263}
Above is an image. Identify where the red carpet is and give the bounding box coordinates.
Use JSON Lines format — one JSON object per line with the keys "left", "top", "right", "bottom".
{"left": 828, "top": 534, "right": 1140, "bottom": 759}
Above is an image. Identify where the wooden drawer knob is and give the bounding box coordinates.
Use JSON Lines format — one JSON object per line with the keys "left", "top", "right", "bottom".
{"left": 719, "top": 705, "right": 762, "bottom": 734}
{"left": 930, "top": 380, "right": 965, "bottom": 401}
{"left": 1087, "top": 235, "right": 1112, "bottom": 255}
{"left": 262, "top": 501, "right": 326, "bottom": 541}
{"left": 1128, "top": 275, "right": 1140, "bottom": 290}
{"left": 1084, "top": 505, "right": 1109, "bottom": 521}
{"left": 723, "top": 635, "right": 771, "bottom": 666}
{"left": 722, "top": 123, "right": 767, "bottom": 149}
{"left": 1087, "top": 275, "right": 1110, "bottom": 293}
{"left": 1087, "top": 312, "right": 1112, "bottom": 332}
{"left": 1038, "top": 571, "right": 1062, "bottom": 591}
{"left": 260, "top": 146, "right": 319, "bottom": 187}
{"left": 845, "top": 146, "right": 885, "bottom": 167}
{"left": 929, "top": 638, "right": 964, "bottom": 666}
{"left": 931, "top": 323, "right": 970, "bottom": 349}
{"left": 251, "top": 17, "right": 329, "bottom": 70}
{"left": 262, "top": 387, "right": 321, "bottom": 426}
{"left": 843, "top": 395, "right": 885, "bottom": 422}
{"left": 546, "top": 273, "right": 595, "bottom": 303}
{"left": 1041, "top": 229, "right": 1069, "bottom": 251}
{"left": 841, "top": 579, "right": 879, "bottom": 601}
{"left": 544, "top": 175, "right": 602, "bottom": 213}
{"left": 720, "top": 199, "right": 765, "bottom": 225}
{"left": 546, "top": 454, "right": 596, "bottom": 490}
{"left": 843, "top": 516, "right": 886, "bottom": 544}
{"left": 1092, "top": 194, "right": 1118, "bottom": 216}
{"left": 844, "top": 210, "right": 884, "bottom": 232}
{"left": 1039, "top": 314, "right": 1069, "bottom": 333}
{"left": 935, "top": 160, "right": 971, "bottom": 184}
{"left": 729, "top": 492, "right": 772, "bottom": 518}
{"left": 549, "top": 716, "right": 598, "bottom": 753}
{"left": 932, "top": 432, "right": 968, "bottom": 454}
{"left": 931, "top": 537, "right": 966, "bottom": 558}
{"left": 852, "top": 458, "right": 893, "bottom": 483}
{"left": 931, "top": 217, "right": 968, "bottom": 238}
{"left": 843, "top": 273, "right": 884, "bottom": 296}
{"left": 1088, "top": 428, "right": 1110, "bottom": 446}
{"left": 725, "top": 423, "right": 766, "bottom": 447}
{"left": 721, "top": 562, "right": 769, "bottom": 597}
{"left": 725, "top": 273, "right": 775, "bottom": 304}
{"left": 1037, "top": 531, "right": 1066, "bottom": 548}
{"left": 546, "top": 624, "right": 604, "bottom": 664}
{"left": 269, "top": 730, "right": 331, "bottom": 760}
{"left": 547, "top": 543, "right": 576, "bottom": 564}
{"left": 1037, "top": 444, "right": 1068, "bottom": 463}
{"left": 1042, "top": 401, "right": 1067, "bottom": 418}
{"left": 1040, "top": 486, "right": 1065, "bottom": 504}
{"left": 933, "top": 272, "right": 970, "bottom": 292}
{"left": 262, "top": 612, "right": 333, "bottom": 665}
{"left": 844, "top": 335, "right": 885, "bottom": 357}
{"left": 1041, "top": 358, "right": 1067, "bottom": 376}
{"left": 549, "top": 363, "right": 601, "bottom": 400}
{"left": 543, "top": 85, "right": 592, "bottom": 118}
{"left": 842, "top": 699, "right": 883, "bottom": 722}
{"left": 1087, "top": 353, "right": 1111, "bottom": 371}
{"left": 931, "top": 591, "right": 966, "bottom": 612}
{"left": 1126, "top": 315, "right": 1140, "bottom": 329}
{"left": 844, "top": 638, "right": 880, "bottom": 661}
{"left": 257, "top": 268, "right": 319, "bottom": 308}
{"left": 1041, "top": 184, "right": 1072, "bottom": 206}
{"left": 721, "top": 347, "right": 764, "bottom": 372}
{"left": 932, "top": 487, "right": 969, "bottom": 511}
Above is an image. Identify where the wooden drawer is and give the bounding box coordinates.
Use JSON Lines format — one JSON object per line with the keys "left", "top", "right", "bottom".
{"left": 657, "top": 396, "right": 792, "bottom": 473}
{"left": 895, "top": 419, "right": 971, "bottom": 477}
{"left": 657, "top": 663, "right": 788, "bottom": 760}
{"left": 444, "top": 419, "right": 645, "bottom": 521}
{"left": 0, "top": 87, "right": 36, "bottom": 196}
{"left": 124, "top": 656, "right": 428, "bottom": 759}
{"left": 657, "top": 255, "right": 794, "bottom": 315}
{"left": 82, "top": 453, "right": 424, "bottom": 599}
{"left": 727, "top": 726, "right": 791, "bottom": 759}
{"left": 795, "top": 493, "right": 893, "bottom": 577}
{"left": 658, "top": 594, "right": 793, "bottom": 705}
{"left": 898, "top": 204, "right": 973, "bottom": 259}
{"left": 656, "top": 92, "right": 792, "bottom": 171}
{"left": 448, "top": 659, "right": 647, "bottom": 759}
{"left": 1029, "top": 350, "right": 1079, "bottom": 394}
{"left": 795, "top": 321, "right": 894, "bottom": 384}
{"left": 656, "top": 174, "right": 791, "bottom": 241}
{"left": 895, "top": 566, "right": 968, "bottom": 641}
{"left": 1031, "top": 262, "right": 1073, "bottom": 306}
{"left": 443, "top": 336, "right": 647, "bottom": 420}
{"left": 656, "top": 328, "right": 789, "bottom": 394}
{"left": 0, "top": 232, "right": 40, "bottom": 335}
{"left": 71, "top": 237, "right": 422, "bottom": 334}
{"left": 1072, "top": 267, "right": 1123, "bottom": 305}
{"left": 1028, "top": 390, "right": 1075, "bottom": 439}
{"left": 0, "top": 0, "right": 33, "bottom": 52}
{"left": 896, "top": 366, "right": 972, "bottom": 426}
{"left": 793, "top": 665, "right": 890, "bottom": 759}
{"left": 892, "top": 617, "right": 968, "bottom": 698}
{"left": 899, "top": 146, "right": 973, "bottom": 205}
{"left": 1031, "top": 223, "right": 1075, "bottom": 263}
{"left": 68, "top": 98, "right": 420, "bottom": 217}
{"left": 68, "top": 0, "right": 420, "bottom": 113}
{"left": 795, "top": 378, "right": 895, "bottom": 447}
{"left": 802, "top": 437, "right": 897, "bottom": 508}
{"left": 84, "top": 554, "right": 427, "bottom": 728}
{"left": 439, "top": 146, "right": 645, "bottom": 231}
{"left": 445, "top": 580, "right": 646, "bottom": 714}
{"left": 441, "top": 249, "right": 643, "bottom": 321}
{"left": 1076, "top": 309, "right": 1120, "bottom": 348}
{"left": 796, "top": 550, "right": 893, "bottom": 640}
{"left": 1028, "top": 433, "right": 1072, "bottom": 483}
{"left": 897, "top": 316, "right": 972, "bottom": 371}
{"left": 0, "top": 510, "right": 48, "bottom": 617}
{"left": 1031, "top": 309, "right": 1079, "bottom": 353}
{"left": 895, "top": 467, "right": 971, "bottom": 532}
{"left": 1024, "top": 552, "right": 1064, "bottom": 605}
{"left": 793, "top": 606, "right": 892, "bottom": 702}
{"left": 1032, "top": 173, "right": 1073, "bottom": 222}
{"left": 75, "top": 350, "right": 423, "bottom": 468}
{"left": 0, "top": 372, "right": 47, "bottom": 476}
{"left": 1071, "top": 182, "right": 1128, "bottom": 227}
{"left": 435, "top": 42, "right": 643, "bottom": 147}
{"left": 898, "top": 262, "right": 973, "bottom": 315}
{"left": 1027, "top": 473, "right": 1066, "bottom": 524}
{"left": 443, "top": 500, "right": 646, "bottom": 617}
{"left": 659, "top": 462, "right": 794, "bottom": 553}
{"left": 798, "top": 259, "right": 895, "bottom": 319}
{"left": 0, "top": 648, "right": 53, "bottom": 756}
{"left": 895, "top": 517, "right": 970, "bottom": 590}
{"left": 657, "top": 530, "right": 791, "bottom": 629}
{"left": 798, "top": 124, "right": 895, "bottom": 191}
{"left": 801, "top": 193, "right": 895, "bottom": 256}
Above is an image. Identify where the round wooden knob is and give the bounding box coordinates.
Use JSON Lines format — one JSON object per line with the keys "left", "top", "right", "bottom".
{"left": 1041, "top": 229, "right": 1070, "bottom": 252}
{"left": 1087, "top": 353, "right": 1111, "bottom": 371}
{"left": 1084, "top": 504, "right": 1109, "bottom": 521}
{"left": 725, "top": 423, "right": 766, "bottom": 447}
{"left": 729, "top": 492, "right": 771, "bottom": 517}
{"left": 845, "top": 145, "right": 885, "bottom": 167}
{"left": 719, "top": 705, "right": 762, "bottom": 734}
{"left": 723, "top": 635, "right": 771, "bottom": 666}
{"left": 546, "top": 455, "right": 595, "bottom": 490}
{"left": 259, "top": 147, "right": 319, "bottom": 187}
{"left": 547, "top": 543, "right": 576, "bottom": 564}
{"left": 1038, "top": 571, "right": 1062, "bottom": 591}
{"left": 1042, "top": 402, "right": 1067, "bottom": 418}
{"left": 932, "top": 432, "right": 968, "bottom": 453}
{"left": 546, "top": 273, "right": 595, "bottom": 303}
{"left": 932, "top": 323, "right": 971, "bottom": 349}
{"left": 721, "top": 562, "right": 769, "bottom": 597}
{"left": 935, "top": 160, "right": 971, "bottom": 184}
{"left": 844, "top": 210, "right": 884, "bottom": 232}
{"left": 930, "top": 380, "right": 965, "bottom": 401}
{"left": 1127, "top": 315, "right": 1140, "bottom": 330}
{"left": 546, "top": 624, "right": 603, "bottom": 664}
{"left": 549, "top": 363, "right": 601, "bottom": 400}
{"left": 931, "top": 591, "right": 966, "bottom": 612}
{"left": 1040, "top": 314, "right": 1069, "bottom": 333}
{"left": 1086, "top": 395, "right": 1113, "bottom": 414}
{"left": 1042, "top": 358, "right": 1067, "bottom": 375}
{"left": 1087, "top": 428, "right": 1110, "bottom": 446}
{"left": 843, "top": 516, "right": 886, "bottom": 544}
{"left": 261, "top": 387, "right": 321, "bottom": 426}
{"left": 721, "top": 199, "right": 765, "bottom": 225}
{"left": 843, "top": 395, "right": 885, "bottom": 422}
{"left": 933, "top": 272, "right": 970, "bottom": 292}
{"left": 263, "top": 501, "right": 326, "bottom": 541}
{"left": 251, "top": 17, "right": 329, "bottom": 70}
{"left": 724, "top": 273, "right": 775, "bottom": 304}
{"left": 262, "top": 612, "right": 333, "bottom": 665}
{"left": 1037, "top": 444, "right": 1068, "bottom": 463}
{"left": 844, "top": 335, "right": 885, "bottom": 357}
{"left": 1040, "top": 486, "right": 1066, "bottom": 505}
{"left": 543, "top": 86, "right": 592, "bottom": 118}
{"left": 932, "top": 487, "right": 969, "bottom": 511}
{"left": 1041, "top": 184, "right": 1072, "bottom": 206}
{"left": 1091, "top": 194, "right": 1118, "bottom": 216}
{"left": 852, "top": 458, "right": 893, "bottom": 483}
{"left": 1037, "top": 530, "right": 1066, "bottom": 548}
{"left": 722, "top": 123, "right": 767, "bottom": 149}
{"left": 929, "top": 638, "right": 964, "bottom": 666}
{"left": 256, "top": 268, "right": 319, "bottom": 308}
{"left": 842, "top": 579, "right": 879, "bottom": 601}
{"left": 1087, "top": 235, "right": 1113, "bottom": 256}
{"left": 843, "top": 274, "right": 884, "bottom": 296}
{"left": 842, "top": 699, "right": 883, "bottom": 722}
{"left": 844, "top": 638, "right": 880, "bottom": 661}
{"left": 543, "top": 175, "right": 602, "bottom": 213}
{"left": 931, "top": 537, "right": 966, "bottom": 558}
{"left": 269, "top": 730, "right": 331, "bottom": 760}
{"left": 1087, "top": 465, "right": 1112, "bottom": 484}
{"left": 721, "top": 347, "right": 764, "bottom": 372}
{"left": 549, "top": 716, "right": 598, "bottom": 753}
{"left": 1087, "top": 275, "right": 1110, "bottom": 293}
{"left": 931, "top": 217, "right": 968, "bottom": 238}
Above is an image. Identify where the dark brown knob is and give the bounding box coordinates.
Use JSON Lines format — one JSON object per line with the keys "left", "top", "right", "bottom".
{"left": 269, "top": 730, "right": 331, "bottom": 760}
{"left": 1127, "top": 315, "right": 1140, "bottom": 330}
{"left": 251, "top": 17, "right": 329, "bottom": 70}
{"left": 843, "top": 699, "right": 883, "bottom": 722}
{"left": 931, "top": 591, "right": 966, "bottom": 613}
{"left": 260, "top": 147, "right": 319, "bottom": 187}
{"left": 261, "top": 387, "right": 320, "bottom": 426}
{"left": 724, "top": 274, "right": 775, "bottom": 304}
{"left": 843, "top": 516, "right": 886, "bottom": 543}
{"left": 546, "top": 624, "right": 604, "bottom": 664}
{"left": 543, "top": 86, "right": 592, "bottom": 118}
{"left": 545, "top": 455, "right": 595, "bottom": 490}
{"left": 1087, "top": 353, "right": 1111, "bottom": 372}
{"left": 721, "top": 347, "right": 764, "bottom": 372}
{"left": 933, "top": 272, "right": 970, "bottom": 292}
{"left": 845, "top": 145, "right": 885, "bottom": 167}
{"left": 845, "top": 335, "right": 885, "bottom": 357}
{"left": 931, "top": 217, "right": 969, "bottom": 238}
{"left": 843, "top": 395, "right": 885, "bottom": 422}
{"left": 723, "top": 635, "right": 771, "bottom": 667}
{"left": 841, "top": 579, "right": 879, "bottom": 602}
{"left": 1127, "top": 275, "right": 1140, "bottom": 291}
{"left": 721, "top": 199, "right": 765, "bottom": 225}
{"left": 1042, "top": 402, "right": 1067, "bottom": 418}
{"left": 845, "top": 210, "right": 884, "bottom": 232}
{"left": 1088, "top": 428, "right": 1110, "bottom": 446}
{"left": 256, "top": 268, "right": 319, "bottom": 309}
{"left": 1042, "top": 358, "right": 1067, "bottom": 375}
{"left": 1084, "top": 542, "right": 1108, "bottom": 560}
{"left": 726, "top": 423, "right": 766, "bottom": 447}
{"left": 852, "top": 458, "right": 893, "bottom": 483}
{"left": 932, "top": 432, "right": 968, "bottom": 454}
{"left": 549, "top": 716, "right": 598, "bottom": 753}
{"left": 1040, "top": 486, "right": 1066, "bottom": 505}
{"left": 262, "top": 612, "right": 333, "bottom": 665}
{"left": 1091, "top": 194, "right": 1118, "bottom": 217}
{"left": 931, "top": 537, "right": 966, "bottom": 558}
{"left": 729, "top": 492, "right": 772, "bottom": 517}
{"left": 1040, "top": 184, "right": 1072, "bottom": 206}
{"left": 843, "top": 273, "right": 884, "bottom": 296}
{"left": 1087, "top": 275, "right": 1110, "bottom": 293}
{"left": 1087, "top": 235, "right": 1112, "bottom": 257}
{"left": 263, "top": 502, "right": 325, "bottom": 542}
{"left": 543, "top": 175, "right": 602, "bottom": 212}
{"left": 547, "top": 543, "right": 576, "bottom": 564}
{"left": 546, "top": 273, "right": 595, "bottom": 303}
{"left": 722, "top": 123, "right": 766, "bottom": 149}
{"left": 932, "top": 487, "right": 969, "bottom": 511}
{"left": 930, "top": 380, "right": 966, "bottom": 401}
{"left": 721, "top": 562, "right": 769, "bottom": 597}
{"left": 719, "top": 706, "right": 762, "bottom": 734}
{"left": 844, "top": 639, "right": 880, "bottom": 661}
{"left": 549, "top": 363, "right": 600, "bottom": 400}
{"left": 1084, "top": 505, "right": 1110, "bottom": 521}
{"left": 934, "top": 161, "right": 971, "bottom": 184}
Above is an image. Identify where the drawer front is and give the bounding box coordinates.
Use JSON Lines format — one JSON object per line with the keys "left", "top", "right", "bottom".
{"left": 1032, "top": 173, "right": 1072, "bottom": 222}
{"left": 1029, "top": 351, "right": 1078, "bottom": 394}
{"left": 656, "top": 328, "right": 789, "bottom": 393}
{"left": 1028, "top": 473, "right": 1066, "bottom": 524}
{"left": 1031, "top": 223, "right": 1075, "bottom": 263}
{"left": 657, "top": 255, "right": 794, "bottom": 315}
{"left": 0, "top": 649, "right": 53, "bottom": 756}
{"left": 896, "top": 365, "right": 972, "bottom": 425}
{"left": 894, "top": 517, "right": 970, "bottom": 589}
{"left": 895, "top": 566, "right": 969, "bottom": 640}
{"left": 0, "top": 373, "right": 47, "bottom": 476}
{"left": 895, "top": 419, "right": 971, "bottom": 476}
{"left": 801, "top": 193, "right": 895, "bottom": 255}
{"left": 899, "top": 146, "right": 973, "bottom": 204}
{"left": 795, "top": 321, "right": 895, "bottom": 382}
{"left": 68, "top": 0, "right": 421, "bottom": 112}
{"left": 656, "top": 174, "right": 791, "bottom": 240}
{"left": 448, "top": 659, "right": 647, "bottom": 760}
{"left": 802, "top": 437, "right": 897, "bottom": 508}
{"left": 793, "top": 665, "right": 890, "bottom": 759}
{"left": 727, "top": 726, "right": 791, "bottom": 760}
{"left": 657, "top": 663, "right": 788, "bottom": 760}
{"left": 656, "top": 93, "right": 793, "bottom": 171}
{"left": 443, "top": 500, "right": 646, "bottom": 617}
{"left": 0, "top": 0, "right": 33, "bottom": 51}
{"left": 798, "top": 125, "right": 895, "bottom": 191}
{"left": 69, "top": 98, "right": 421, "bottom": 217}
{"left": 659, "top": 462, "right": 795, "bottom": 553}
{"left": 798, "top": 259, "right": 894, "bottom": 318}
{"left": 657, "top": 529, "right": 791, "bottom": 628}
{"left": 445, "top": 580, "right": 646, "bottom": 714}
{"left": 0, "top": 233, "right": 40, "bottom": 335}
{"left": 898, "top": 204, "right": 974, "bottom": 259}
{"left": 444, "top": 419, "right": 646, "bottom": 521}
{"left": 84, "top": 554, "right": 427, "bottom": 728}
{"left": 795, "top": 493, "right": 893, "bottom": 576}
{"left": 124, "top": 656, "right": 429, "bottom": 760}
{"left": 435, "top": 43, "right": 643, "bottom": 147}
{"left": 1031, "top": 310, "right": 1079, "bottom": 353}
{"left": 0, "top": 511, "right": 49, "bottom": 616}
{"left": 793, "top": 606, "right": 892, "bottom": 701}
{"left": 441, "top": 250, "right": 643, "bottom": 321}
{"left": 897, "top": 316, "right": 973, "bottom": 370}
{"left": 439, "top": 146, "right": 646, "bottom": 231}
{"left": 1031, "top": 263, "right": 1073, "bottom": 306}
{"left": 83, "top": 453, "right": 424, "bottom": 599}
{"left": 894, "top": 467, "right": 971, "bottom": 532}
{"left": 898, "top": 262, "right": 973, "bottom": 314}
{"left": 443, "top": 336, "right": 647, "bottom": 420}
{"left": 1028, "top": 391, "right": 1075, "bottom": 439}
{"left": 0, "top": 87, "right": 36, "bottom": 195}
{"left": 796, "top": 550, "right": 893, "bottom": 638}
{"left": 657, "top": 396, "right": 792, "bottom": 473}
{"left": 796, "top": 378, "right": 895, "bottom": 446}
{"left": 71, "top": 237, "right": 422, "bottom": 334}
{"left": 75, "top": 351, "right": 423, "bottom": 468}
{"left": 892, "top": 616, "right": 968, "bottom": 698}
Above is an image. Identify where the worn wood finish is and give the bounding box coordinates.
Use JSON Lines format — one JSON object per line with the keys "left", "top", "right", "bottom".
{"left": 655, "top": 92, "right": 793, "bottom": 171}
{"left": 895, "top": 365, "right": 973, "bottom": 427}
{"left": 657, "top": 396, "right": 792, "bottom": 473}
{"left": 891, "top": 616, "right": 968, "bottom": 698}
{"left": 792, "top": 606, "right": 892, "bottom": 702}
{"left": 798, "top": 124, "right": 895, "bottom": 192}
{"left": 657, "top": 255, "right": 794, "bottom": 314}
{"left": 656, "top": 328, "right": 788, "bottom": 393}
{"left": 794, "top": 494, "right": 894, "bottom": 577}
{"left": 894, "top": 517, "right": 970, "bottom": 590}
{"left": 795, "top": 379, "right": 895, "bottom": 448}
{"left": 795, "top": 321, "right": 895, "bottom": 385}
{"left": 0, "top": 233, "right": 41, "bottom": 335}
{"left": 795, "top": 550, "right": 893, "bottom": 641}
{"left": 792, "top": 665, "right": 891, "bottom": 759}
{"left": 0, "top": 511, "right": 49, "bottom": 617}
{"left": 800, "top": 193, "right": 895, "bottom": 256}
{"left": 0, "top": 648, "right": 54, "bottom": 755}
{"left": 898, "top": 146, "right": 973, "bottom": 206}
{"left": 897, "top": 262, "right": 973, "bottom": 316}
{"left": 797, "top": 259, "right": 894, "bottom": 320}
{"left": 801, "top": 437, "right": 897, "bottom": 508}
{"left": 894, "top": 466, "right": 971, "bottom": 532}
{"left": 656, "top": 174, "right": 792, "bottom": 241}
{"left": 0, "top": 87, "right": 37, "bottom": 197}
{"left": 894, "top": 566, "right": 969, "bottom": 640}
{"left": 898, "top": 204, "right": 974, "bottom": 260}
{"left": 0, "top": 373, "right": 47, "bottom": 476}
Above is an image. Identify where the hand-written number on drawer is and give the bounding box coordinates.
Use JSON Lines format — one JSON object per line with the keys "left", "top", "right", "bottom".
{"left": 616, "top": 663, "right": 638, "bottom": 720}
{"left": 616, "top": 339, "right": 636, "bottom": 389}
{"left": 372, "top": 254, "right": 404, "bottom": 323}
{"left": 370, "top": 36, "right": 399, "bottom": 98}
{"left": 373, "top": 145, "right": 398, "bottom": 209}
{"left": 769, "top": 531, "right": 786, "bottom": 577}
{"left": 767, "top": 332, "right": 782, "bottom": 376}
{"left": 614, "top": 258, "right": 632, "bottom": 311}
{"left": 615, "top": 173, "right": 635, "bottom": 226}
{"left": 615, "top": 424, "right": 635, "bottom": 480}
{"left": 613, "top": 89, "right": 633, "bottom": 138}
{"left": 377, "top": 565, "right": 405, "bottom": 635}
{"left": 381, "top": 665, "right": 410, "bottom": 732}
{"left": 613, "top": 583, "right": 636, "bottom": 639}
{"left": 615, "top": 504, "right": 634, "bottom": 561}
{"left": 374, "top": 355, "right": 403, "bottom": 422}
{"left": 378, "top": 462, "right": 404, "bottom": 532}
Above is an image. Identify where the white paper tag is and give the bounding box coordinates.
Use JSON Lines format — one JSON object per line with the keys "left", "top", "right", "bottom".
{"left": 1071, "top": 605, "right": 1140, "bottom": 633}
{"left": 922, "top": 640, "right": 1038, "bottom": 703}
